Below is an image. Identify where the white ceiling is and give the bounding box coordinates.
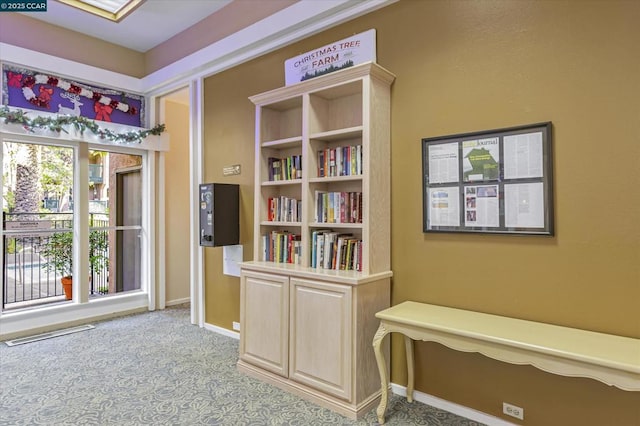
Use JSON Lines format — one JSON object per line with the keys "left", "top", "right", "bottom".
{"left": 23, "top": 0, "right": 234, "bottom": 52}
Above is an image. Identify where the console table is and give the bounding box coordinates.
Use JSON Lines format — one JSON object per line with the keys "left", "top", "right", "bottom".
{"left": 372, "top": 301, "right": 640, "bottom": 424}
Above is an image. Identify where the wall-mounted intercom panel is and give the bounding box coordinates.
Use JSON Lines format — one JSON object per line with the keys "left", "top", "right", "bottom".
{"left": 199, "top": 183, "right": 239, "bottom": 247}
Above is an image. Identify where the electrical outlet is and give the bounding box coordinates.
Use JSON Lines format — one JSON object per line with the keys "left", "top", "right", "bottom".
{"left": 503, "top": 402, "right": 524, "bottom": 420}
{"left": 232, "top": 322, "right": 240, "bottom": 331}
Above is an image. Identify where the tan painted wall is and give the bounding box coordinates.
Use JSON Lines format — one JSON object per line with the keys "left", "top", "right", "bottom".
{"left": 202, "top": 68, "right": 259, "bottom": 330}
{"left": 163, "top": 100, "right": 191, "bottom": 303}
{"left": 202, "top": 1, "right": 640, "bottom": 424}
{"left": 0, "top": 14, "right": 145, "bottom": 78}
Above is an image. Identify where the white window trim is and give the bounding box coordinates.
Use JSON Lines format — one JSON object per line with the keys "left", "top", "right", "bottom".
{"left": 0, "top": 133, "right": 151, "bottom": 339}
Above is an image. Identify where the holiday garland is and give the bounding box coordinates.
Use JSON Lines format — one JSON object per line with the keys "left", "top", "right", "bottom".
{"left": 0, "top": 106, "right": 164, "bottom": 144}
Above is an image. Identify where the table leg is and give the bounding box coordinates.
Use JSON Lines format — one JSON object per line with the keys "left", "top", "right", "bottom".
{"left": 373, "top": 322, "right": 390, "bottom": 425}
{"left": 404, "top": 335, "right": 414, "bottom": 403}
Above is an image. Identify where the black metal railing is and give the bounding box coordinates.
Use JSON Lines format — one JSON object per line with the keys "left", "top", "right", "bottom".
{"left": 2, "top": 213, "right": 110, "bottom": 310}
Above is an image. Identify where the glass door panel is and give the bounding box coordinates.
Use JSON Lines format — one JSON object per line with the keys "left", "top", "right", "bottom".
{"left": 2, "top": 141, "right": 74, "bottom": 309}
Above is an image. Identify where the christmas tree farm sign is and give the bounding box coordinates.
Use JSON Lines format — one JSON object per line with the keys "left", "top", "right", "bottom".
{"left": 284, "top": 29, "right": 376, "bottom": 85}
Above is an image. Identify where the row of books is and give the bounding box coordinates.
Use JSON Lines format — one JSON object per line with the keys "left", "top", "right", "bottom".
{"left": 317, "top": 145, "right": 362, "bottom": 178}
{"left": 310, "top": 230, "right": 363, "bottom": 271}
{"left": 267, "top": 196, "right": 302, "bottom": 222}
{"left": 268, "top": 155, "right": 302, "bottom": 181}
{"left": 261, "top": 231, "right": 302, "bottom": 264}
{"left": 315, "top": 191, "right": 363, "bottom": 224}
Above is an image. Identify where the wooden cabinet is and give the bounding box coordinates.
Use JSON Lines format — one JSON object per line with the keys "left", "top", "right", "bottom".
{"left": 239, "top": 62, "right": 394, "bottom": 419}
{"left": 239, "top": 271, "right": 288, "bottom": 377}
{"left": 239, "top": 267, "right": 391, "bottom": 418}
{"left": 289, "top": 277, "right": 352, "bottom": 400}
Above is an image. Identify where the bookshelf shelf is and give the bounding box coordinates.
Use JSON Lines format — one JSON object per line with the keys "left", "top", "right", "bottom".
{"left": 308, "top": 175, "right": 363, "bottom": 184}
{"left": 261, "top": 179, "right": 302, "bottom": 187}
{"left": 260, "top": 221, "right": 302, "bottom": 227}
{"left": 309, "top": 222, "right": 363, "bottom": 229}
{"left": 262, "top": 136, "right": 303, "bottom": 148}
{"left": 240, "top": 62, "right": 394, "bottom": 419}
{"left": 310, "top": 126, "right": 363, "bottom": 141}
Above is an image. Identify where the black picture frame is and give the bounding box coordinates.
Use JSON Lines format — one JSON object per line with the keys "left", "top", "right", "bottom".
{"left": 422, "top": 122, "right": 554, "bottom": 235}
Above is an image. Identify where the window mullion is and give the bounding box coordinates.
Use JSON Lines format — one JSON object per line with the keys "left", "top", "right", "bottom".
{"left": 74, "top": 143, "right": 90, "bottom": 303}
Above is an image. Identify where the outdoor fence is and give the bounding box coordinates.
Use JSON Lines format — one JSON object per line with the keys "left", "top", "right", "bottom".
{"left": 2, "top": 212, "right": 109, "bottom": 310}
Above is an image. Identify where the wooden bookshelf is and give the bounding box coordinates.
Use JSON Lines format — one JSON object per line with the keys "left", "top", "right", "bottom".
{"left": 239, "top": 62, "right": 395, "bottom": 419}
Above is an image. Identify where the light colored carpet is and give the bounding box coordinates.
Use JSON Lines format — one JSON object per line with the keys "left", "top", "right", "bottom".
{"left": 0, "top": 305, "right": 485, "bottom": 425}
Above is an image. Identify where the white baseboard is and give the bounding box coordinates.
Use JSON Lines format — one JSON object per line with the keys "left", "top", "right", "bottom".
{"left": 390, "top": 383, "right": 517, "bottom": 426}
{"left": 165, "top": 297, "right": 190, "bottom": 307}
{"left": 204, "top": 322, "right": 239, "bottom": 340}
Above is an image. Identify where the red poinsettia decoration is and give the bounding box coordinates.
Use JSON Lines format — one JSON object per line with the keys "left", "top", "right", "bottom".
{"left": 36, "top": 87, "right": 54, "bottom": 109}
{"left": 7, "top": 72, "right": 23, "bottom": 88}
{"left": 22, "top": 75, "right": 36, "bottom": 88}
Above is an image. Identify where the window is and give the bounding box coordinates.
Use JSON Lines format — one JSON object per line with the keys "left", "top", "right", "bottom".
{"left": 2, "top": 139, "right": 146, "bottom": 310}
{"left": 90, "top": 150, "right": 143, "bottom": 296}
{"left": 2, "top": 141, "right": 74, "bottom": 308}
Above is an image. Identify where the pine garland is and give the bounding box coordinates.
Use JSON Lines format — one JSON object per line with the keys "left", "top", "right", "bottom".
{"left": 0, "top": 106, "right": 165, "bottom": 144}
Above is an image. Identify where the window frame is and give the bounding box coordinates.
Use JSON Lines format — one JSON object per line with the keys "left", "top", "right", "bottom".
{"left": 0, "top": 132, "right": 153, "bottom": 335}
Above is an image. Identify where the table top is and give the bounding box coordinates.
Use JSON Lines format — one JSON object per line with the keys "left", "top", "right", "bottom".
{"left": 376, "top": 301, "right": 640, "bottom": 374}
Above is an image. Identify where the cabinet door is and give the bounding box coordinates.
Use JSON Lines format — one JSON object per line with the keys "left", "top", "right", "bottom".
{"left": 289, "top": 278, "right": 352, "bottom": 400}
{"left": 240, "top": 271, "right": 289, "bottom": 377}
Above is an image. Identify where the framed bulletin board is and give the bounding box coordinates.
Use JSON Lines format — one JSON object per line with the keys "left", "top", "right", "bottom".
{"left": 422, "top": 122, "right": 554, "bottom": 235}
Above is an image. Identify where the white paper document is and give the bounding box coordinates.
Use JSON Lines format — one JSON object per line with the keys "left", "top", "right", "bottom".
{"left": 428, "top": 187, "right": 460, "bottom": 227}
{"left": 223, "top": 245, "right": 243, "bottom": 277}
{"left": 462, "top": 137, "right": 500, "bottom": 182}
{"left": 428, "top": 142, "right": 459, "bottom": 184}
{"left": 464, "top": 185, "right": 499, "bottom": 227}
{"left": 503, "top": 132, "right": 544, "bottom": 179}
{"left": 504, "top": 183, "right": 545, "bottom": 228}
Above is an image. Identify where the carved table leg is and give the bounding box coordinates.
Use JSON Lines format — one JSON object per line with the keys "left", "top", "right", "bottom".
{"left": 373, "top": 322, "right": 390, "bottom": 425}
{"left": 404, "top": 335, "right": 415, "bottom": 403}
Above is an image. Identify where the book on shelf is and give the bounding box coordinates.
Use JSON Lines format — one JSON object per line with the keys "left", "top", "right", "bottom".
{"left": 314, "top": 190, "right": 326, "bottom": 223}
{"left": 310, "top": 230, "right": 319, "bottom": 268}
{"left": 262, "top": 230, "right": 301, "bottom": 264}
{"left": 314, "top": 190, "right": 362, "bottom": 224}
{"left": 309, "top": 230, "right": 362, "bottom": 271}
{"left": 316, "top": 145, "right": 363, "bottom": 178}
{"left": 335, "top": 234, "right": 351, "bottom": 270}
{"left": 338, "top": 235, "right": 362, "bottom": 271}
{"left": 267, "top": 157, "right": 278, "bottom": 181}
{"left": 322, "top": 231, "right": 336, "bottom": 269}
{"left": 343, "top": 237, "right": 353, "bottom": 270}
{"left": 293, "top": 235, "right": 302, "bottom": 264}
{"left": 328, "top": 192, "right": 335, "bottom": 223}
{"left": 317, "top": 231, "right": 325, "bottom": 268}
{"left": 318, "top": 150, "right": 325, "bottom": 177}
{"left": 294, "top": 154, "right": 302, "bottom": 179}
{"left": 267, "top": 155, "right": 302, "bottom": 181}
{"left": 350, "top": 146, "right": 357, "bottom": 175}
{"left": 329, "top": 149, "right": 336, "bottom": 177}
{"left": 267, "top": 196, "right": 302, "bottom": 222}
